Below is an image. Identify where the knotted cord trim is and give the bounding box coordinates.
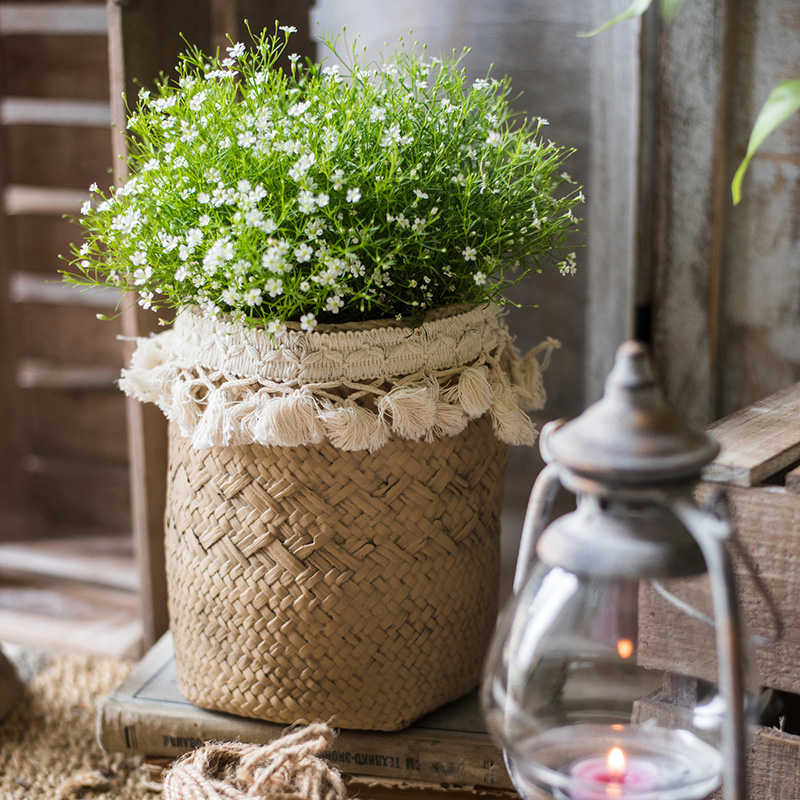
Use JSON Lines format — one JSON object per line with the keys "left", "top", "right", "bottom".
{"left": 120, "top": 305, "right": 559, "bottom": 451}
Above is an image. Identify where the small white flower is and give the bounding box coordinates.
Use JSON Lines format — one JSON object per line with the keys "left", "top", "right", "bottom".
{"left": 558, "top": 252, "right": 578, "bottom": 276}
{"left": 186, "top": 228, "right": 203, "bottom": 248}
{"left": 138, "top": 291, "right": 154, "bottom": 309}
{"left": 89, "top": 182, "right": 99, "bottom": 193}
{"left": 279, "top": 25, "right": 297, "bottom": 33}
{"left": 297, "top": 190, "right": 316, "bottom": 214}
{"left": 79, "top": 242, "right": 90, "bottom": 256}
{"left": 294, "top": 243, "right": 314, "bottom": 263}
{"left": 227, "top": 42, "right": 246, "bottom": 59}
{"left": 325, "top": 295, "right": 344, "bottom": 314}
{"left": 486, "top": 130, "right": 502, "bottom": 147}
{"left": 267, "top": 319, "right": 287, "bottom": 335}
{"left": 81, "top": 200, "right": 92, "bottom": 215}
{"left": 473, "top": 271, "right": 487, "bottom": 286}
{"left": 244, "top": 287, "right": 262, "bottom": 306}
{"left": 462, "top": 246, "right": 477, "bottom": 261}
{"left": 346, "top": 187, "right": 361, "bottom": 203}
{"left": 221, "top": 288, "right": 240, "bottom": 305}
{"left": 370, "top": 106, "right": 386, "bottom": 122}
{"left": 315, "top": 193, "right": 330, "bottom": 208}
{"left": 288, "top": 101, "right": 311, "bottom": 117}
{"left": 288, "top": 54, "right": 300, "bottom": 64}
{"left": 237, "top": 131, "right": 257, "bottom": 147}
{"left": 130, "top": 251, "right": 147, "bottom": 266}
{"left": 198, "top": 214, "right": 211, "bottom": 226}
{"left": 198, "top": 192, "right": 210, "bottom": 204}
{"left": 299, "top": 281, "right": 311, "bottom": 292}
{"left": 175, "top": 265, "right": 189, "bottom": 282}
{"left": 265, "top": 277, "right": 284, "bottom": 298}
{"left": 300, "top": 312, "right": 317, "bottom": 331}
{"left": 133, "top": 266, "right": 152, "bottom": 285}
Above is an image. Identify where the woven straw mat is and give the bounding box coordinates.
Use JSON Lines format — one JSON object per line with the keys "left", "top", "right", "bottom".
{"left": 166, "top": 413, "right": 508, "bottom": 731}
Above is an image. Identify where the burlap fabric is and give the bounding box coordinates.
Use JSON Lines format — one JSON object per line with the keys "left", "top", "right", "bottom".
{"left": 123, "top": 304, "right": 555, "bottom": 730}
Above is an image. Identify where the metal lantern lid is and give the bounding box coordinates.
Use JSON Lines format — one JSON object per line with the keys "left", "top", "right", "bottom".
{"left": 543, "top": 341, "right": 719, "bottom": 485}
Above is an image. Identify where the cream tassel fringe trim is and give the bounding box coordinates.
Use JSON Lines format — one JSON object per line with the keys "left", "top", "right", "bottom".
{"left": 120, "top": 305, "right": 559, "bottom": 452}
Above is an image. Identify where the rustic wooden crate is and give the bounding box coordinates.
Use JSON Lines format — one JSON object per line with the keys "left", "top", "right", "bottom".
{"left": 638, "top": 381, "right": 800, "bottom": 696}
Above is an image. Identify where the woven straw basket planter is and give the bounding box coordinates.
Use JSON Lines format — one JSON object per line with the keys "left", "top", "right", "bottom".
{"left": 121, "top": 303, "right": 556, "bottom": 730}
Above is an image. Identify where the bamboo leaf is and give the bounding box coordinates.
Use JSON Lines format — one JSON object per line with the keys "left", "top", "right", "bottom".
{"left": 577, "top": 0, "right": 654, "bottom": 38}
{"left": 732, "top": 79, "right": 800, "bottom": 205}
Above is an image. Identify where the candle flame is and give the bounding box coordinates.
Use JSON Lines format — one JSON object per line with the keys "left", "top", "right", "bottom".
{"left": 608, "top": 747, "right": 626, "bottom": 778}
{"left": 617, "top": 638, "right": 634, "bottom": 659}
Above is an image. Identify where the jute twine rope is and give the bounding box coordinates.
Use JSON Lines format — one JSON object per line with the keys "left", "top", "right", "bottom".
{"left": 162, "top": 724, "right": 347, "bottom": 800}
{"left": 0, "top": 651, "right": 145, "bottom": 800}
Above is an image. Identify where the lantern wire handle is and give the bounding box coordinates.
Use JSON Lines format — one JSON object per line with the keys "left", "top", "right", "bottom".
{"left": 672, "top": 497, "right": 748, "bottom": 800}
{"left": 650, "top": 491, "right": 782, "bottom": 648}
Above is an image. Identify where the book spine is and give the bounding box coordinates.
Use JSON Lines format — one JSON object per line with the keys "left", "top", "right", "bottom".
{"left": 98, "top": 701, "right": 511, "bottom": 789}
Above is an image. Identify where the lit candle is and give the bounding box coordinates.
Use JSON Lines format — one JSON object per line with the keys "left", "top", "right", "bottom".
{"left": 569, "top": 747, "right": 659, "bottom": 799}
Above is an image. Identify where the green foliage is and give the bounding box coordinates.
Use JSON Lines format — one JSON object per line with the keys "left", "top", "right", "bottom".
{"left": 732, "top": 79, "right": 800, "bottom": 205}
{"left": 64, "top": 25, "right": 581, "bottom": 330}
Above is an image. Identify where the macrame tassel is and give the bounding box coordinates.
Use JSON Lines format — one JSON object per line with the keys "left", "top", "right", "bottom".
{"left": 191, "top": 389, "right": 232, "bottom": 449}
{"left": 452, "top": 365, "right": 494, "bottom": 418}
{"left": 430, "top": 401, "right": 469, "bottom": 440}
{"left": 490, "top": 381, "right": 537, "bottom": 446}
{"left": 251, "top": 393, "right": 325, "bottom": 447}
{"left": 377, "top": 381, "right": 438, "bottom": 440}
{"left": 168, "top": 378, "right": 207, "bottom": 439}
{"left": 119, "top": 336, "right": 170, "bottom": 404}
{"left": 225, "top": 393, "right": 262, "bottom": 446}
{"left": 505, "top": 338, "right": 560, "bottom": 412}
{"left": 320, "top": 402, "right": 390, "bottom": 452}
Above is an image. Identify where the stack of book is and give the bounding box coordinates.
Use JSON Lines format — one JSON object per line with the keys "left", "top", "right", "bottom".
{"left": 98, "top": 633, "right": 515, "bottom": 796}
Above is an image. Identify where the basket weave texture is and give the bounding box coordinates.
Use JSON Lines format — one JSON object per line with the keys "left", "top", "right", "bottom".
{"left": 165, "top": 414, "right": 507, "bottom": 730}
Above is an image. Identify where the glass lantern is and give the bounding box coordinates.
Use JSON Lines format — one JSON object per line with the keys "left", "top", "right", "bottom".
{"left": 482, "top": 342, "right": 759, "bottom": 800}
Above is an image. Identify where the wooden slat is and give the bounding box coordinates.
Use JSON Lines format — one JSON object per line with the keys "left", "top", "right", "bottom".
{"left": 0, "top": 97, "right": 111, "bottom": 127}
{"left": 17, "top": 358, "right": 118, "bottom": 390}
{"left": 10, "top": 272, "right": 122, "bottom": 309}
{"left": 702, "top": 382, "right": 800, "bottom": 487}
{"left": 2, "top": 34, "right": 109, "bottom": 100}
{"left": 651, "top": 2, "right": 729, "bottom": 425}
{"left": 584, "top": 0, "right": 653, "bottom": 401}
{"left": 4, "top": 184, "right": 88, "bottom": 215}
{"left": 0, "top": 572, "right": 142, "bottom": 659}
{"left": 639, "top": 482, "right": 800, "bottom": 695}
{"left": 107, "top": 0, "right": 214, "bottom": 649}
{"left": 8, "top": 215, "right": 91, "bottom": 274}
{"left": 0, "top": 535, "right": 138, "bottom": 591}
{"left": 25, "top": 390, "right": 128, "bottom": 462}
{"left": 0, "top": 3, "right": 107, "bottom": 35}
{"left": 785, "top": 465, "right": 800, "bottom": 495}
{"left": 6, "top": 125, "right": 112, "bottom": 188}
{"left": 19, "top": 303, "right": 124, "bottom": 368}
{"left": 25, "top": 453, "right": 130, "bottom": 531}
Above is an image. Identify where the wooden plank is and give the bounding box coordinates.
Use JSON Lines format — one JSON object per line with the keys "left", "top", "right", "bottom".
{"left": 0, "top": 572, "right": 142, "bottom": 659}
{"left": 5, "top": 124, "right": 112, "bottom": 188}
{"left": 17, "top": 358, "right": 118, "bottom": 390}
{"left": 6, "top": 215, "right": 84, "bottom": 274}
{"left": 18, "top": 302, "right": 124, "bottom": 367}
{"left": 1, "top": 34, "right": 109, "bottom": 100}
{"left": 639, "top": 482, "right": 800, "bottom": 695}
{"left": 4, "top": 184, "right": 88, "bottom": 215}
{"left": 0, "top": 97, "right": 111, "bottom": 127}
{"left": 584, "top": 0, "right": 653, "bottom": 401}
{"left": 10, "top": 272, "right": 122, "bottom": 309}
{"left": 0, "top": 3, "right": 107, "bottom": 35}
{"left": 651, "top": 1, "right": 729, "bottom": 425}
{"left": 786, "top": 464, "right": 800, "bottom": 495}
{"left": 25, "top": 390, "right": 128, "bottom": 462}
{"left": 26, "top": 454, "right": 130, "bottom": 532}
{"left": 702, "top": 382, "right": 800, "bottom": 486}
{"left": 0, "top": 535, "right": 138, "bottom": 591}
{"left": 106, "top": 0, "right": 214, "bottom": 649}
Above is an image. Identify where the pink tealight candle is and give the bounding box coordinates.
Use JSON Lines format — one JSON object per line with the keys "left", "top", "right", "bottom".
{"left": 569, "top": 747, "right": 659, "bottom": 800}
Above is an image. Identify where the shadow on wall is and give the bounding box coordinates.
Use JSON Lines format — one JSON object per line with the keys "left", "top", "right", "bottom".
{"left": 311, "top": 0, "right": 592, "bottom": 583}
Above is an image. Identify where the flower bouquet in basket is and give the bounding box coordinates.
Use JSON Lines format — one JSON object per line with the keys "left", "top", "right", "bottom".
{"left": 65, "top": 25, "right": 582, "bottom": 730}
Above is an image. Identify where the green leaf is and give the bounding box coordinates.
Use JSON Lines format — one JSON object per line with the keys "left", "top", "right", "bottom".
{"left": 658, "top": 0, "right": 689, "bottom": 22}
{"left": 732, "top": 79, "right": 800, "bottom": 205}
{"left": 577, "top": 0, "right": 654, "bottom": 38}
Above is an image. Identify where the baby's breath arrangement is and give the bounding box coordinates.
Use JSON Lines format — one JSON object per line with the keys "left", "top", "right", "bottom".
{"left": 65, "top": 24, "right": 582, "bottom": 331}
